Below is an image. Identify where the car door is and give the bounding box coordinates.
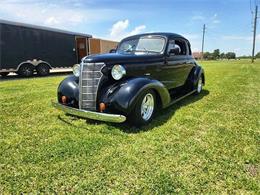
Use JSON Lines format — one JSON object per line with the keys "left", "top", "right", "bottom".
{"left": 184, "top": 42, "right": 196, "bottom": 82}
{"left": 160, "top": 38, "right": 189, "bottom": 89}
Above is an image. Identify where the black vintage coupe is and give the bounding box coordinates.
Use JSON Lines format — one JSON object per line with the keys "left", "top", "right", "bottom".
{"left": 52, "top": 33, "right": 205, "bottom": 126}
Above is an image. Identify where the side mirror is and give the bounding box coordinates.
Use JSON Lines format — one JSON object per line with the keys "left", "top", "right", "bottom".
{"left": 109, "top": 49, "right": 116, "bottom": 53}
{"left": 169, "top": 47, "right": 180, "bottom": 55}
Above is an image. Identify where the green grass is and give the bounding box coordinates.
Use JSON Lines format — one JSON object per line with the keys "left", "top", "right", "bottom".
{"left": 0, "top": 60, "right": 259, "bottom": 194}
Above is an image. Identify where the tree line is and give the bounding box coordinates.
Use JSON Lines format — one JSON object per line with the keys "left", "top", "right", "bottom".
{"left": 203, "top": 49, "right": 260, "bottom": 60}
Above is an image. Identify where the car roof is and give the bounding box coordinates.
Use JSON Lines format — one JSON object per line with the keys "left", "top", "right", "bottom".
{"left": 121, "top": 32, "right": 189, "bottom": 42}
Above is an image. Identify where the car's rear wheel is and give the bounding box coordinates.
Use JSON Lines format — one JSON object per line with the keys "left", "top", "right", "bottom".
{"left": 36, "top": 63, "right": 50, "bottom": 76}
{"left": 128, "top": 90, "right": 156, "bottom": 126}
{"left": 195, "top": 75, "right": 203, "bottom": 94}
{"left": 18, "top": 64, "right": 34, "bottom": 77}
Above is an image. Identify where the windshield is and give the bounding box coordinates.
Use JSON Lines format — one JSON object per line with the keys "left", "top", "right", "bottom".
{"left": 117, "top": 36, "right": 166, "bottom": 54}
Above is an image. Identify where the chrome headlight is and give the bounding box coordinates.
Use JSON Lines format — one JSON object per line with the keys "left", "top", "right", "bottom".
{"left": 73, "top": 64, "right": 80, "bottom": 77}
{"left": 111, "top": 65, "right": 126, "bottom": 80}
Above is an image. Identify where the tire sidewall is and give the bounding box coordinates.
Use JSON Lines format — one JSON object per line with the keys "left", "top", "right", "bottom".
{"left": 36, "top": 64, "right": 50, "bottom": 76}
{"left": 195, "top": 75, "right": 203, "bottom": 94}
{"left": 18, "top": 64, "right": 34, "bottom": 77}
{"left": 129, "top": 89, "right": 156, "bottom": 126}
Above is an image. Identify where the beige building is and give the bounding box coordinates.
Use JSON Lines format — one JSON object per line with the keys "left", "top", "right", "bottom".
{"left": 89, "top": 38, "right": 118, "bottom": 55}
{"left": 192, "top": 52, "right": 203, "bottom": 60}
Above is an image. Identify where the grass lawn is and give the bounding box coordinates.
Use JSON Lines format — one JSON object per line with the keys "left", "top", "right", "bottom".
{"left": 0, "top": 60, "right": 259, "bottom": 193}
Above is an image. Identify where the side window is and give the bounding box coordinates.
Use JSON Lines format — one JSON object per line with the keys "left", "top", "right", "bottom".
{"left": 168, "top": 39, "right": 187, "bottom": 55}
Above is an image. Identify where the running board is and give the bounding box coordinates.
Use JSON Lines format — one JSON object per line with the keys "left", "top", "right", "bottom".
{"left": 168, "top": 90, "right": 196, "bottom": 107}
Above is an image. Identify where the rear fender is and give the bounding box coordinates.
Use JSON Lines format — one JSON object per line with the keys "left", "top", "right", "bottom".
{"left": 192, "top": 65, "right": 205, "bottom": 86}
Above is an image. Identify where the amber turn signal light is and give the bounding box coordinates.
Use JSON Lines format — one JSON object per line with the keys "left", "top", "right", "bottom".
{"left": 99, "top": 103, "right": 106, "bottom": 112}
{"left": 61, "top": 96, "right": 67, "bottom": 104}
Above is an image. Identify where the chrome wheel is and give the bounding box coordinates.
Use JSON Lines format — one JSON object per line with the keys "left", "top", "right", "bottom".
{"left": 197, "top": 77, "right": 203, "bottom": 93}
{"left": 141, "top": 93, "right": 154, "bottom": 121}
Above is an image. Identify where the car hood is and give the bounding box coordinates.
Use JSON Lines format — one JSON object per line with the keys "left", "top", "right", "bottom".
{"left": 83, "top": 53, "right": 164, "bottom": 65}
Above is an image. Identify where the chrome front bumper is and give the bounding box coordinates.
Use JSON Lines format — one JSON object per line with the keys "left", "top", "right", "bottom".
{"left": 52, "top": 102, "right": 126, "bottom": 123}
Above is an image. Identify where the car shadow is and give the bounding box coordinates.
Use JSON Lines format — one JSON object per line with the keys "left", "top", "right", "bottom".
{"left": 0, "top": 71, "right": 72, "bottom": 82}
{"left": 111, "top": 90, "right": 210, "bottom": 134}
{"left": 56, "top": 90, "right": 209, "bottom": 134}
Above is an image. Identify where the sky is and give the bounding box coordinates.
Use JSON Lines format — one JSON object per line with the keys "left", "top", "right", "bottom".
{"left": 0, "top": 0, "right": 259, "bottom": 56}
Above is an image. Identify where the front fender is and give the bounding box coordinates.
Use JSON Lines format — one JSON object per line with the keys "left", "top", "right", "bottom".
{"left": 100, "top": 77, "right": 171, "bottom": 115}
{"left": 57, "top": 75, "right": 79, "bottom": 107}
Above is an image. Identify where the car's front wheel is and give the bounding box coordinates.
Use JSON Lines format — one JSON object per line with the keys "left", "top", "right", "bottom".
{"left": 129, "top": 90, "right": 156, "bottom": 126}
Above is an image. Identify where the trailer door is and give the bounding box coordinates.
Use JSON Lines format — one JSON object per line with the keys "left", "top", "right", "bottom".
{"left": 76, "top": 37, "right": 87, "bottom": 63}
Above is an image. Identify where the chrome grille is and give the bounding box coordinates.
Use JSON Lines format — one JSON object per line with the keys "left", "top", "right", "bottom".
{"left": 79, "top": 62, "right": 104, "bottom": 111}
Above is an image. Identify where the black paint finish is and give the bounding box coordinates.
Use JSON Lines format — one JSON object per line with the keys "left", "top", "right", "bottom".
{"left": 57, "top": 75, "right": 79, "bottom": 108}
{"left": 99, "top": 77, "right": 171, "bottom": 115}
{"left": 57, "top": 32, "right": 205, "bottom": 116}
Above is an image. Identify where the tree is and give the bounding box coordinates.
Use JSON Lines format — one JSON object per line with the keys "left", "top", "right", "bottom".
{"left": 220, "top": 53, "right": 225, "bottom": 59}
{"left": 202, "top": 50, "right": 237, "bottom": 60}
{"left": 225, "top": 52, "right": 236, "bottom": 59}
{"left": 212, "top": 49, "right": 220, "bottom": 59}
{"left": 203, "top": 52, "right": 213, "bottom": 60}
{"left": 203, "top": 52, "right": 210, "bottom": 59}
{"left": 255, "top": 52, "right": 260, "bottom": 58}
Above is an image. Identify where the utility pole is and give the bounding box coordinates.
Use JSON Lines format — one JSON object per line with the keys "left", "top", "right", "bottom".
{"left": 252, "top": 5, "right": 258, "bottom": 63}
{"left": 201, "top": 24, "right": 206, "bottom": 60}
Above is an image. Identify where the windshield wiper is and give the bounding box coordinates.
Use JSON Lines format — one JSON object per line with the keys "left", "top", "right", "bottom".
{"left": 124, "top": 45, "right": 136, "bottom": 52}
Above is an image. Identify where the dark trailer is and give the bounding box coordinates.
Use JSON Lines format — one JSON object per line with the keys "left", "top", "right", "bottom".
{"left": 0, "top": 19, "right": 92, "bottom": 77}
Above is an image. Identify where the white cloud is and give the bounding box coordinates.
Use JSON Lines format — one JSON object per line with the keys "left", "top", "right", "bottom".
{"left": 44, "top": 17, "right": 60, "bottom": 26}
{"left": 109, "top": 19, "right": 146, "bottom": 41}
{"left": 110, "top": 20, "right": 130, "bottom": 38}
{"left": 234, "top": 48, "right": 241, "bottom": 52}
{"left": 212, "top": 20, "right": 220, "bottom": 24}
{"left": 129, "top": 25, "right": 146, "bottom": 36}
{"left": 0, "top": 0, "right": 119, "bottom": 30}
{"left": 222, "top": 35, "right": 251, "bottom": 41}
{"left": 222, "top": 34, "right": 260, "bottom": 42}
{"left": 211, "top": 13, "right": 218, "bottom": 20}
{"left": 191, "top": 13, "right": 221, "bottom": 28}
{"left": 183, "top": 34, "right": 200, "bottom": 40}
{"left": 191, "top": 15, "right": 205, "bottom": 21}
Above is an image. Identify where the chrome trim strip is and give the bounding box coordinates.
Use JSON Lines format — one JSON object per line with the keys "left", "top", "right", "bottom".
{"left": 81, "top": 86, "right": 98, "bottom": 88}
{"left": 82, "top": 71, "right": 101, "bottom": 73}
{"left": 52, "top": 102, "right": 126, "bottom": 123}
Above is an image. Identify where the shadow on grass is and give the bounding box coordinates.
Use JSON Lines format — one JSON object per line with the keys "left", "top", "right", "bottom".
{"left": 112, "top": 89, "right": 210, "bottom": 134}
{"left": 57, "top": 90, "right": 209, "bottom": 134}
